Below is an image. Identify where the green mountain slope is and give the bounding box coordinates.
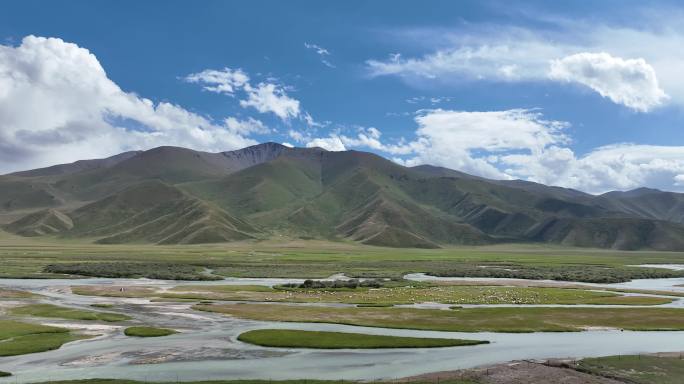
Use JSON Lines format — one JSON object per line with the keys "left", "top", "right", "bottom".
{"left": 3, "top": 209, "right": 73, "bottom": 236}
{"left": 2, "top": 143, "right": 684, "bottom": 250}
{"left": 66, "top": 180, "right": 260, "bottom": 244}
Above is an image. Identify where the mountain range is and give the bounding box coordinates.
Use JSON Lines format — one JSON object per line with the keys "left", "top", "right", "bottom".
{"left": 2, "top": 142, "right": 684, "bottom": 250}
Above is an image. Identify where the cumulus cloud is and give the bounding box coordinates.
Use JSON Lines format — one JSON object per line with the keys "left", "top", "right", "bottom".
{"left": 366, "top": 22, "right": 684, "bottom": 111}
{"left": 306, "top": 136, "right": 346, "bottom": 151}
{"left": 500, "top": 143, "right": 684, "bottom": 193}
{"left": 184, "top": 67, "right": 249, "bottom": 95}
{"left": 675, "top": 174, "right": 684, "bottom": 186}
{"left": 0, "top": 36, "right": 259, "bottom": 174}
{"left": 185, "top": 68, "right": 301, "bottom": 121}
{"left": 549, "top": 52, "right": 668, "bottom": 112}
{"left": 336, "top": 108, "right": 684, "bottom": 193}
{"left": 393, "top": 109, "right": 569, "bottom": 179}
{"left": 223, "top": 117, "right": 270, "bottom": 135}
{"left": 240, "top": 83, "right": 300, "bottom": 120}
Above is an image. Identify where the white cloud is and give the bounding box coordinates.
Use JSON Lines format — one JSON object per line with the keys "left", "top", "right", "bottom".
{"left": 0, "top": 36, "right": 258, "bottom": 174}
{"left": 299, "top": 126, "right": 412, "bottom": 156}
{"left": 561, "top": 144, "right": 684, "bottom": 192}
{"left": 366, "top": 37, "right": 565, "bottom": 82}
{"left": 334, "top": 108, "right": 684, "bottom": 193}
{"left": 288, "top": 129, "right": 306, "bottom": 142}
{"left": 675, "top": 174, "right": 684, "bottom": 186}
{"left": 392, "top": 109, "right": 569, "bottom": 179}
{"left": 240, "top": 82, "right": 300, "bottom": 120}
{"left": 303, "top": 112, "right": 328, "bottom": 128}
{"left": 304, "top": 42, "right": 335, "bottom": 68}
{"left": 306, "top": 136, "right": 346, "bottom": 151}
{"left": 549, "top": 52, "right": 668, "bottom": 112}
{"left": 224, "top": 117, "right": 270, "bottom": 135}
{"left": 304, "top": 42, "right": 330, "bottom": 56}
{"left": 282, "top": 142, "right": 294, "bottom": 148}
{"left": 184, "top": 67, "right": 249, "bottom": 95}
{"left": 501, "top": 143, "right": 684, "bottom": 193}
{"left": 185, "top": 68, "right": 301, "bottom": 121}
{"left": 366, "top": 21, "right": 684, "bottom": 111}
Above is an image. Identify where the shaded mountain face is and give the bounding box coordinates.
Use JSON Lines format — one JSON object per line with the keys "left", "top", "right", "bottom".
{"left": 2, "top": 143, "right": 684, "bottom": 249}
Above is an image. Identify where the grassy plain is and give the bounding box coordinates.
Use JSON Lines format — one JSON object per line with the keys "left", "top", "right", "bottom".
{"left": 28, "top": 380, "right": 477, "bottom": 384}
{"left": 1, "top": 235, "right": 684, "bottom": 283}
{"left": 237, "top": 329, "right": 487, "bottom": 348}
{"left": 196, "top": 303, "right": 684, "bottom": 332}
{"left": 72, "top": 284, "right": 673, "bottom": 306}
{"left": 0, "top": 320, "right": 81, "bottom": 356}
{"left": 10, "top": 304, "right": 130, "bottom": 322}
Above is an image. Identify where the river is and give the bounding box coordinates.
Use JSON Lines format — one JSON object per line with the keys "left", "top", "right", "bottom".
{"left": 1, "top": 268, "right": 683, "bottom": 382}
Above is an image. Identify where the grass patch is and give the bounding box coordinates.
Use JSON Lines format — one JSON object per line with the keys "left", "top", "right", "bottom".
{"left": 356, "top": 303, "right": 393, "bottom": 307}
{"left": 0, "top": 371, "right": 11, "bottom": 377}
{"left": 0, "top": 320, "right": 81, "bottom": 356}
{"left": 99, "top": 284, "right": 673, "bottom": 306}
{"left": 27, "top": 380, "right": 478, "bottom": 384}
{"left": 430, "top": 264, "right": 684, "bottom": 284}
{"left": 196, "top": 303, "right": 684, "bottom": 333}
{"left": 10, "top": 304, "right": 130, "bottom": 322}
{"left": 0, "top": 288, "right": 37, "bottom": 299}
{"left": 124, "top": 326, "right": 177, "bottom": 337}
{"left": 577, "top": 354, "right": 684, "bottom": 383}
{"left": 2, "top": 239, "right": 684, "bottom": 282}
{"left": 237, "top": 329, "right": 487, "bottom": 349}
{"left": 172, "top": 285, "right": 275, "bottom": 293}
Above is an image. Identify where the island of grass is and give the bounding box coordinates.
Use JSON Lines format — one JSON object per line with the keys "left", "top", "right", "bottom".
{"left": 238, "top": 329, "right": 487, "bottom": 349}
{"left": 195, "top": 303, "right": 684, "bottom": 333}
{"left": 73, "top": 283, "right": 673, "bottom": 306}
{"left": 10, "top": 303, "right": 130, "bottom": 322}
{"left": 124, "top": 326, "right": 177, "bottom": 337}
{"left": 0, "top": 320, "right": 83, "bottom": 356}
{"left": 0, "top": 371, "right": 11, "bottom": 377}
{"left": 0, "top": 287, "right": 37, "bottom": 299}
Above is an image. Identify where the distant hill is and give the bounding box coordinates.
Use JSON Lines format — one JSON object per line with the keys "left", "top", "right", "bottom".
{"left": 2, "top": 142, "right": 684, "bottom": 249}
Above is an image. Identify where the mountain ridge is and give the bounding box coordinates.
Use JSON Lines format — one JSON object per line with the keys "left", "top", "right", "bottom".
{"left": 2, "top": 143, "right": 684, "bottom": 250}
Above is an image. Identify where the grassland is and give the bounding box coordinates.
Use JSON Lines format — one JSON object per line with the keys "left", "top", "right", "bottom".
{"left": 0, "top": 287, "right": 37, "bottom": 299}
{"left": 196, "top": 303, "right": 684, "bottom": 332}
{"left": 72, "top": 284, "right": 673, "bottom": 306}
{"left": 0, "top": 371, "right": 10, "bottom": 377}
{"left": 27, "top": 380, "right": 477, "bottom": 384}
{"left": 577, "top": 354, "right": 684, "bottom": 383}
{"left": 124, "top": 326, "right": 177, "bottom": 337}
{"left": 237, "top": 329, "right": 487, "bottom": 349}
{"left": 0, "top": 320, "right": 81, "bottom": 356}
{"left": 1, "top": 236, "right": 684, "bottom": 283}
{"left": 10, "top": 304, "right": 131, "bottom": 322}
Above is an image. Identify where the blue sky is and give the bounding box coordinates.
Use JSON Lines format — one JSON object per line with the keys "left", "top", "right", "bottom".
{"left": 1, "top": 0, "right": 684, "bottom": 193}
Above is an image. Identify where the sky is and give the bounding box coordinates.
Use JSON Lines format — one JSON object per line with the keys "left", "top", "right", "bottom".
{"left": 1, "top": 0, "right": 684, "bottom": 193}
